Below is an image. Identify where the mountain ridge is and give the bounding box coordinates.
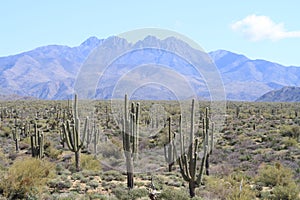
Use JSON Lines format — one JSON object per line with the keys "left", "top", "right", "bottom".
{"left": 0, "top": 36, "right": 299, "bottom": 101}
{"left": 256, "top": 86, "right": 300, "bottom": 102}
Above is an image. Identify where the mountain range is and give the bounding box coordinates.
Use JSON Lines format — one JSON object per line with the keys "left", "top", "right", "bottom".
{"left": 256, "top": 86, "right": 300, "bottom": 102}
{"left": 0, "top": 36, "right": 299, "bottom": 101}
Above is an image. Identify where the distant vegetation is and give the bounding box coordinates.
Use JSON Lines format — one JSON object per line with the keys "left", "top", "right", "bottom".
{"left": 0, "top": 98, "right": 299, "bottom": 199}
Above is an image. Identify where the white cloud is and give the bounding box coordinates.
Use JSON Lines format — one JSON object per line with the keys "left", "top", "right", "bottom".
{"left": 231, "top": 14, "right": 300, "bottom": 41}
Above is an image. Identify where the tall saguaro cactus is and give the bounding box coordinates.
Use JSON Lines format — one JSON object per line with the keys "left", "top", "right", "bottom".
{"left": 62, "top": 94, "right": 88, "bottom": 172}
{"left": 178, "top": 99, "right": 212, "bottom": 198}
{"left": 122, "top": 94, "right": 140, "bottom": 189}
{"left": 164, "top": 116, "right": 176, "bottom": 172}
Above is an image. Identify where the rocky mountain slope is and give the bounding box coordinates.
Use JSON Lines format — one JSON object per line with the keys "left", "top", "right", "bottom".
{"left": 0, "top": 36, "right": 299, "bottom": 101}
{"left": 0, "top": 37, "right": 102, "bottom": 99}
{"left": 209, "top": 50, "right": 300, "bottom": 100}
{"left": 256, "top": 86, "right": 300, "bottom": 102}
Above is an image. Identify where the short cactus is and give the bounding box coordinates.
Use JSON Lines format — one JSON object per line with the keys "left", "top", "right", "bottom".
{"left": 30, "top": 123, "right": 44, "bottom": 158}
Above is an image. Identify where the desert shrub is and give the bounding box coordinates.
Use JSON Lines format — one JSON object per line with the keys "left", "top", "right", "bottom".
{"left": 283, "top": 138, "right": 298, "bottom": 148}
{"left": 0, "top": 157, "right": 55, "bottom": 199}
{"left": 0, "top": 148, "right": 8, "bottom": 171}
{"left": 256, "top": 162, "right": 300, "bottom": 199}
{"left": 82, "top": 169, "right": 100, "bottom": 177}
{"left": 101, "top": 170, "right": 125, "bottom": 182}
{"left": 204, "top": 174, "right": 256, "bottom": 200}
{"left": 0, "top": 126, "right": 10, "bottom": 137}
{"left": 111, "top": 186, "right": 148, "bottom": 200}
{"left": 227, "top": 172, "right": 257, "bottom": 200}
{"left": 88, "top": 193, "right": 115, "bottom": 200}
{"left": 88, "top": 180, "right": 99, "bottom": 189}
{"left": 256, "top": 162, "right": 294, "bottom": 187}
{"left": 99, "top": 142, "right": 123, "bottom": 160}
{"left": 48, "top": 178, "right": 72, "bottom": 191}
{"left": 44, "top": 141, "right": 63, "bottom": 160}
{"left": 128, "top": 188, "right": 149, "bottom": 199}
{"left": 225, "top": 184, "right": 256, "bottom": 200}
{"left": 71, "top": 172, "right": 84, "bottom": 181}
{"left": 272, "top": 181, "right": 300, "bottom": 200}
{"left": 281, "top": 125, "right": 300, "bottom": 140}
{"left": 158, "top": 186, "right": 192, "bottom": 200}
{"left": 76, "top": 154, "right": 101, "bottom": 171}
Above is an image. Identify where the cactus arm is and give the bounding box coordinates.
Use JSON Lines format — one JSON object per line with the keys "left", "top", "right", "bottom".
{"left": 62, "top": 121, "right": 75, "bottom": 152}
{"left": 210, "top": 122, "right": 214, "bottom": 154}
{"left": 179, "top": 114, "right": 184, "bottom": 155}
{"left": 178, "top": 155, "right": 189, "bottom": 181}
{"left": 73, "top": 125, "right": 79, "bottom": 152}
{"left": 196, "top": 144, "right": 208, "bottom": 184}
{"left": 39, "top": 133, "right": 44, "bottom": 158}
{"left": 190, "top": 139, "right": 199, "bottom": 180}
{"left": 183, "top": 154, "right": 192, "bottom": 180}
{"left": 134, "top": 103, "right": 140, "bottom": 159}
{"left": 30, "top": 134, "right": 35, "bottom": 157}
{"left": 81, "top": 116, "right": 89, "bottom": 147}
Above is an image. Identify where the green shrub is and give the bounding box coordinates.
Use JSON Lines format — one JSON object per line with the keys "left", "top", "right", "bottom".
{"left": 256, "top": 162, "right": 300, "bottom": 199}
{"left": 71, "top": 172, "right": 84, "bottom": 181}
{"left": 44, "top": 141, "right": 63, "bottom": 160}
{"left": 0, "top": 148, "right": 8, "bottom": 171}
{"left": 204, "top": 174, "right": 256, "bottom": 200}
{"left": 101, "top": 170, "right": 125, "bottom": 182}
{"left": 112, "top": 186, "right": 148, "bottom": 200}
{"left": 283, "top": 138, "right": 298, "bottom": 148}
{"left": 226, "top": 184, "right": 256, "bottom": 200}
{"left": 48, "top": 178, "right": 72, "bottom": 191}
{"left": 281, "top": 125, "right": 300, "bottom": 140}
{"left": 88, "top": 180, "right": 99, "bottom": 189}
{"left": 0, "top": 126, "right": 10, "bottom": 137}
{"left": 0, "top": 157, "right": 55, "bottom": 199}
{"left": 77, "top": 154, "right": 101, "bottom": 171}
{"left": 256, "top": 162, "right": 294, "bottom": 187}
{"left": 158, "top": 187, "right": 191, "bottom": 200}
{"left": 272, "top": 182, "right": 300, "bottom": 200}
{"left": 88, "top": 193, "right": 115, "bottom": 200}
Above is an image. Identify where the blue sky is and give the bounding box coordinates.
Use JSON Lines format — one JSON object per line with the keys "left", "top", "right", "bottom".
{"left": 1, "top": 0, "right": 300, "bottom": 66}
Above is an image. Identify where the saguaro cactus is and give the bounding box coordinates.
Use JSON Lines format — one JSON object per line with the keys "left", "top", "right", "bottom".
{"left": 12, "top": 117, "right": 20, "bottom": 152}
{"left": 203, "top": 107, "right": 214, "bottom": 176}
{"left": 92, "top": 119, "right": 100, "bottom": 155}
{"left": 122, "top": 94, "right": 140, "bottom": 189}
{"left": 164, "top": 116, "right": 176, "bottom": 172}
{"left": 59, "top": 129, "right": 65, "bottom": 148}
{"left": 62, "top": 94, "right": 88, "bottom": 172}
{"left": 177, "top": 99, "right": 211, "bottom": 198}
{"left": 31, "top": 123, "right": 44, "bottom": 158}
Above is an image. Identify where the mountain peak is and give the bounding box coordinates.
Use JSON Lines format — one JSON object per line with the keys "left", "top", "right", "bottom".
{"left": 209, "top": 49, "right": 248, "bottom": 61}
{"left": 80, "top": 36, "right": 102, "bottom": 47}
